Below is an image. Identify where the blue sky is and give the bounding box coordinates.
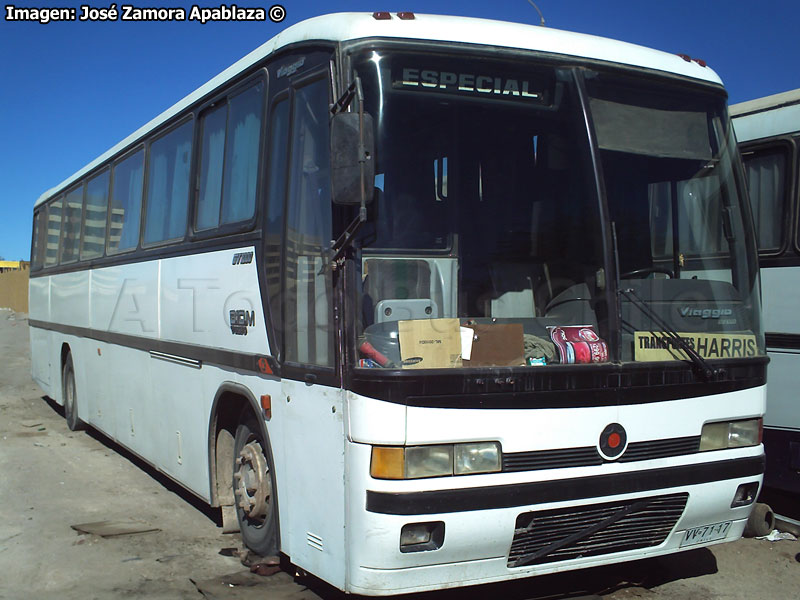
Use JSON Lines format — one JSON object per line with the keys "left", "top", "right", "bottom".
{"left": 1, "top": 0, "right": 797, "bottom": 261}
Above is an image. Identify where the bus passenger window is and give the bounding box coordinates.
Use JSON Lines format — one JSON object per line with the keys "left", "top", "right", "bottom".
{"left": 81, "top": 169, "right": 109, "bottom": 260}
{"left": 196, "top": 82, "right": 264, "bottom": 231}
{"left": 45, "top": 196, "right": 63, "bottom": 266}
{"left": 108, "top": 149, "right": 144, "bottom": 254}
{"left": 60, "top": 184, "right": 84, "bottom": 264}
{"left": 144, "top": 120, "right": 193, "bottom": 245}
{"left": 196, "top": 105, "right": 227, "bottom": 231}
{"left": 31, "top": 211, "right": 43, "bottom": 270}
{"left": 742, "top": 149, "right": 787, "bottom": 252}
{"left": 222, "top": 83, "right": 263, "bottom": 224}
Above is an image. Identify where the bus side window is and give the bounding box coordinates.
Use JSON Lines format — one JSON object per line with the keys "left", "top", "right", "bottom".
{"left": 81, "top": 169, "right": 109, "bottom": 260}
{"left": 742, "top": 147, "right": 788, "bottom": 253}
{"left": 60, "top": 183, "right": 84, "bottom": 264}
{"left": 31, "top": 210, "right": 45, "bottom": 270}
{"left": 284, "top": 76, "right": 334, "bottom": 367}
{"left": 143, "top": 119, "right": 193, "bottom": 245}
{"left": 45, "top": 196, "right": 63, "bottom": 266}
{"left": 196, "top": 81, "right": 265, "bottom": 231}
{"left": 108, "top": 149, "right": 144, "bottom": 254}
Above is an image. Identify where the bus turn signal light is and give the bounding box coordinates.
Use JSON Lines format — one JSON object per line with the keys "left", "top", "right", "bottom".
{"left": 371, "top": 447, "right": 405, "bottom": 479}
{"left": 261, "top": 394, "right": 271, "bottom": 420}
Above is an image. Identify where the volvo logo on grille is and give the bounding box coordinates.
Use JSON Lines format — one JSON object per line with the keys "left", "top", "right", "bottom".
{"left": 598, "top": 423, "right": 627, "bottom": 461}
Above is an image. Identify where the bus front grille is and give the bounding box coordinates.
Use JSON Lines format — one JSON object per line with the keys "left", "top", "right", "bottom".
{"left": 508, "top": 493, "right": 688, "bottom": 567}
{"left": 503, "top": 436, "right": 700, "bottom": 472}
{"left": 620, "top": 436, "right": 701, "bottom": 462}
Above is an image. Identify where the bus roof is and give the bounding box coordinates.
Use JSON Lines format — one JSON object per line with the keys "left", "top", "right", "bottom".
{"left": 730, "top": 88, "right": 800, "bottom": 118}
{"left": 730, "top": 88, "right": 800, "bottom": 142}
{"left": 35, "top": 12, "right": 723, "bottom": 207}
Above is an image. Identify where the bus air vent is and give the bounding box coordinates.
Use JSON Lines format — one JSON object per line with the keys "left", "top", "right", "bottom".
{"left": 508, "top": 493, "right": 687, "bottom": 567}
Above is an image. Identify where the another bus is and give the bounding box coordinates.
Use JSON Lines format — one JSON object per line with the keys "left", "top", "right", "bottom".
{"left": 732, "top": 89, "right": 800, "bottom": 495}
{"left": 30, "top": 13, "right": 766, "bottom": 595}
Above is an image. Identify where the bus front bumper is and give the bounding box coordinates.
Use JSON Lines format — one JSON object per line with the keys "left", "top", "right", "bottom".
{"left": 346, "top": 451, "right": 764, "bottom": 595}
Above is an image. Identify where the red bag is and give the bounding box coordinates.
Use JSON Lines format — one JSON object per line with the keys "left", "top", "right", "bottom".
{"left": 548, "top": 325, "right": 608, "bottom": 364}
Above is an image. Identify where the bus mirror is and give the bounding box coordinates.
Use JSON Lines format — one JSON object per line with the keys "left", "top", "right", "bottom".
{"left": 331, "top": 112, "right": 375, "bottom": 205}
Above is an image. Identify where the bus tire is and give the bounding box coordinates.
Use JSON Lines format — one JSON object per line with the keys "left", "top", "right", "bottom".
{"left": 233, "top": 410, "right": 277, "bottom": 556}
{"left": 743, "top": 502, "right": 775, "bottom": 538}
{"left": 62, "top": 353, "right": 84, "bottom": 432}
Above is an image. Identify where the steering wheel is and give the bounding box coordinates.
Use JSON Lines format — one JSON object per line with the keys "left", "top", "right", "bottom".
{"left": 620, "top": 266, "right": 674, "bottom": 279}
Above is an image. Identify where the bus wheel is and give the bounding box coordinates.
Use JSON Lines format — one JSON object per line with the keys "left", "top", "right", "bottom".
{"left": 62, "top": 354, "right": 84, "bottom": 431}
{"left": 233, "top": 412, "right": 277, "bottom": 556}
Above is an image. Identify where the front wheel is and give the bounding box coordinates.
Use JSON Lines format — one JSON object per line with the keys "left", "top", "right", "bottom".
{"left": 233, "top": 411, "right": 278, "bottom": 556}
{"left": 62, "top": 354, "right": 84, "bottom": 431}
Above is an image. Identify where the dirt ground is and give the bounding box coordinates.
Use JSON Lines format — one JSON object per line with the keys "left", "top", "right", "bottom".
{"left": 1, "top": 308, "right": 798, "bottom": 600}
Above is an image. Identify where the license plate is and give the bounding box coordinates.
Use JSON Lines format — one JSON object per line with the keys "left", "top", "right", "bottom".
{"left": 680, "top": 520, "right": 732, "bottom": 547}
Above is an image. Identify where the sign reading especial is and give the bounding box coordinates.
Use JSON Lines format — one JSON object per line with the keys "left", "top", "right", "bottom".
{"left": 393, "top": 64, "right": 552, "bottom": 104}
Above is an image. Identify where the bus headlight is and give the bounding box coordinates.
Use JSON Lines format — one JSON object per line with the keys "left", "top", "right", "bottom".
{"left": 455, "top": 442, "right": 501, "bottom": 474}
{"left": 371, "top": 442, "right": 502, "bottom": 479}
{"left": 699, "top": 418, "right": 762, "bottom": 451}
{"left": 406, "top": 445, "right": 454, "bottom": 478}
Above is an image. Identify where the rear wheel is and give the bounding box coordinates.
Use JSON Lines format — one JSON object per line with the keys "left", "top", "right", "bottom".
{"left": 62, "top": 353, "right": 84, "bottom": 431}
{"left": 233, "top": 410, "right": 277, "bottom": 556}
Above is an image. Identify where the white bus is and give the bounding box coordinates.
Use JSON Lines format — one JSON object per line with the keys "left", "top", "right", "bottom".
{"left": 732, "top": 89, "right": 800, "bottom": 496}
{"left": 30, "top": 12, "right": 767, "bottom": 595}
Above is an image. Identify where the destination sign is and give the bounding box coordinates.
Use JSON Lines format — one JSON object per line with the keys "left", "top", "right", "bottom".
{"left": 393, "top": 66, "right": 550, "bottom": 104}
{"left": 634, "top": 331, "right": 758, "bottom": 362}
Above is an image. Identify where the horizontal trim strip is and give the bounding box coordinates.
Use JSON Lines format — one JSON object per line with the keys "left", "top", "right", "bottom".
{"left": 366, "top": 455, "right": 765, "bottom": 515}
{"left": 766, "top": 332, "right": 800, "bottom": 350}
{"left": 29, "top": 319, "right": 278, "bottom": 375}
{"left": 149, "top": 351, "right": 202, "bottom": 369}
{"left": 352, "top": 358, "right": 768, "bottom": 409}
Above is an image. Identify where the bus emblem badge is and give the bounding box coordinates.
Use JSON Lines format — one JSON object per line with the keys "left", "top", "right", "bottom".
{"left": 230, "top": 309, "right": 255, "bottom": 335}
{"left": 598, "top": 423, "right": 627, "bottom": 461}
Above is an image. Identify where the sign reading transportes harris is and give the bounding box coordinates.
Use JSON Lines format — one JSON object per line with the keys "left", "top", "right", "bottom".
{"left": 634, "top": 331, "right": 758, "bottom": 362}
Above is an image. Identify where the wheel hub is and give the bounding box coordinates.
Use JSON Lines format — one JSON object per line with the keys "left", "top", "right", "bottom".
{"left": 234, "top": 440, "right": 271, "bottom": 521}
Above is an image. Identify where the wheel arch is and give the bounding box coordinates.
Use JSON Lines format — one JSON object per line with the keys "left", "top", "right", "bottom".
{"left": 207, "top": 382, "right": 281, "bottom": 546}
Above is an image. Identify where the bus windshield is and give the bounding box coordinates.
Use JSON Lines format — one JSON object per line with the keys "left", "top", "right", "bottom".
{"left": 351, "top": 50, "right": 764, "bottom": 369}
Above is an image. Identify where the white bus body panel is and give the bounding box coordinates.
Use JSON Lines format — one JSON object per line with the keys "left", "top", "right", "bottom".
{"left": 28, "top": 246, "right": 269, "bottom": 502}
{"left": 761, "top": 264, "right": 800, "bottom": 432}
{"left": 29, "top": 275, "right": 51, "bottom": 390}
{"left": 761, "top": 266, "right": 800, "bottom": 336}
{"left": 344, "top": 385, "right": 765, "bottom": 595}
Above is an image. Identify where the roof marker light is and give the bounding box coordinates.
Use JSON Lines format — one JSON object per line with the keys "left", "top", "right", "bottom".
{"left": 373, "top": 11, "right": 391, "bottom": 20}
{"left": 677, "top": 53, "right": 691, "bottom": 62}
{"left": 397, "top": 12, "right": 415, "bottom": 20}
{"left": 692, "top": 58, "right": 707, "bottom": 67}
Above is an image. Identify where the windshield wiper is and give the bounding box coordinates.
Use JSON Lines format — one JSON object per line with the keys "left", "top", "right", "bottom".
{"left": 620, "top": 287, "right": 720, "bottom": 381}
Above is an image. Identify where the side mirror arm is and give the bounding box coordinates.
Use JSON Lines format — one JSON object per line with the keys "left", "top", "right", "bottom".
{"left": 325, "top": 77, "right": 370, "bottom": 271}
